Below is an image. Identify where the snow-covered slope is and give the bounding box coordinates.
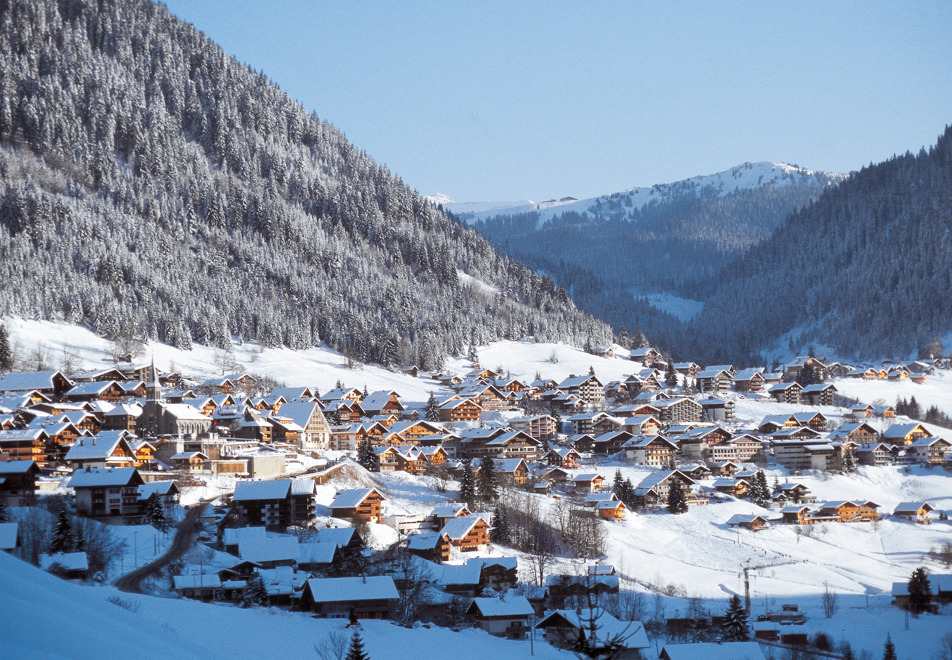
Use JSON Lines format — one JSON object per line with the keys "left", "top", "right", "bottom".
{"left": 438, "top": 161, "right": 845, "bottom": 226}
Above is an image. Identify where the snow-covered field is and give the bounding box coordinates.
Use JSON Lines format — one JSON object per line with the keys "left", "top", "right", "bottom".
{"left": 834, "top": 371, "right": 952, "bottom": 418}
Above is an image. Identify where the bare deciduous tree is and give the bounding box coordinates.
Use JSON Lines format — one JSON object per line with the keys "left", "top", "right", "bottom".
{"left": 821, "top": 581, "right": 838, "bottom": 619}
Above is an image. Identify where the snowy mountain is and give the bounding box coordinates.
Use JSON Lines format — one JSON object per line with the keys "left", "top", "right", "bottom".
{"left": 0, "top": 0, "right": 611, "bottom": 371}
{"left": 462, "top": 162, "right": 842, "bottom": 360}
{"left": 441, "top": 161, "right": 844, "bottom": 226}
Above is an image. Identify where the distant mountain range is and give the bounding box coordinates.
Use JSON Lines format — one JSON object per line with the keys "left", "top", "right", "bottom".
{"left": 0, "top": 0, "right": 612, "bottom": 370}
{"left": 449, "top": 163, "right": 844, "bottom": 361}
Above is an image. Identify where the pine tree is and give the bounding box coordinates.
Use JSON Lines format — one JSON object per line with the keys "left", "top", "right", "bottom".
{"left": 666, "top": 478, "right": 688, "bottom": 514}
{"left": 0, "top": 324, "right": 12, "bottom": 373}
{"left": 346, "top": 630, "right": 370, "bottom": 660}
{"left": 908, "top": 396, "right": 921, "bottom": 420}
{"left": 622, "top": 477, "right": 635, "bottom": 508}
{"left": 458, "top": 460, "right": 476, "bottom": 507}
{"left": 750, "top": 471, "right": 770, "bottom": 507}
{"left": 242, "top": 574, "right": 268, "bottom": 607}
{"left": 613, "top": 469, "right": 625, "bottom": 499}
{"left": 907, "top": 566, "right": 932, "bottom": 614}
{"left": 721, "top": 594, "right": 749, "bottom": 641}
{"left": 425, "top": 392, "right": 440, "bottom": 421}
{"left": 0, "top": 497, "right": 7, "bottom": 522}
{"left": 842, "top": 448, "right": 856, "bottom": 473}
{"left": 144, "top": 492, "right": 169, "bottom": 532}
{"left": 477, "top": 457, "right": 498, "bottom": 503}
{"left": 882, "top": 634, "right": 897, "bottom": 660}
{"left": 493, "top": 506, "right": 511, "bottom": 545}
{"left": 49, "top": 504, "right": 74, "bottom": 554}
{"left": 357, "top": 438, "right": 377, "bottom": 472}
{"left": 665, "top": 360, "right": 677, "bottom": 388}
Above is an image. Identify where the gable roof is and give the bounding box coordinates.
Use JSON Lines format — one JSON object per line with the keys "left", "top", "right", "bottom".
{"left": 329, "top": 488, "right": 380, "bottom": 509}
{"left": 0, "top": 371, "right": 72, "bottom": 392}
{"left": 661, "top": 641, "right": 765, "bottom": 660}
{"left": 440, "top": 514, "right": 487, "bottom": 541}
{"left": 304, "top": 576, "right": 398, "bottom": 603}
{"left": 232, "top": 479, "right": 293, "bottom": 501}
{"left": 68, "top": 467, "right": 142, "bottom": 488}
{"left": 467, "top": 595, "right": 533, "bottom": 618}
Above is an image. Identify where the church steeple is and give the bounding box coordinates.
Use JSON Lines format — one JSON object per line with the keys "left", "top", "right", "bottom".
{"left": 147, "top": 356, "right": 162, "bottom": 402}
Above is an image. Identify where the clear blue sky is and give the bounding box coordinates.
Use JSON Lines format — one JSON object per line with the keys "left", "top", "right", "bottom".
{"left": 161, "top": 1, "right": 952, "bottom": 202}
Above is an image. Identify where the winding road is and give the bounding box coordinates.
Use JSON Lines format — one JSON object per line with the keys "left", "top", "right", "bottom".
{"left": 115, "top": 502, "right": 209, "bottom": 594}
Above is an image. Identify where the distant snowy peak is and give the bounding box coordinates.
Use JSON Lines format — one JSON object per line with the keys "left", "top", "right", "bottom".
{"left": 443, "top": 161, "right": 845, "bottom": 225}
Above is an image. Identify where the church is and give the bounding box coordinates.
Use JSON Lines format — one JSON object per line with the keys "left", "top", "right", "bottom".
{"left": 137, "top": 361, "right": 212, "bottom": 438}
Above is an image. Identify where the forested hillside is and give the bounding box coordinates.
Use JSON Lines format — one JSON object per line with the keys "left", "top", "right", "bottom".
{"left": 690, "top": 127, "right": 952, "bottom": 363}
{"left": 469, "top": 166, "right": 840, "bottom": 356}
{"left": 0, "top": 0, "right": 612, "bottom": 369}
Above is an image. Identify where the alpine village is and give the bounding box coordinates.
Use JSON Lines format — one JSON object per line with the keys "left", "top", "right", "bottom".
{"left": 0, "top": 2, "right": 951, "bottom": 660}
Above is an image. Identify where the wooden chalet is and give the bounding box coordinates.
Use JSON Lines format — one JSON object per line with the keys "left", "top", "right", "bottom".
{"left": 596, "top": 499, "right": 628, "bottom": 520}
{"left": 496, "top": 458, "right": 529, "bottom": 485}
{"left": 545, "top": 447, "right": 582, "bottom": 469}
{"left": 632, "top": 470, "right": 696, "bottom": 508}
{"left": 801, "top": 383, "right": 837, "bottom": 406}
{"left": 591, "top": 430, "right": 634, "bottom": 455}
{"left": 892, "top": 501, "right": 934, "bottom": 524}
{"left": 65, "top": 431, "right": 137, "bottom": 469}
{"left": 572, "top": 473, "right": 607, "bottom": 493}
{"left": 0, "top": 460, "right": 40, "bottom": 504}
{"left": 0, "top": 370, "right": 74, "bottom": 397}
{"left": 726, "top": 514, "right": 767, "bottom": 531}
{"left": 466, "top": 596, "right": 533, "bottom": 639}
{"left": 329, "top": 488, "right": 384, "bottom": 524}
{"left": 769, "top": 381, "right": 803, "bottom": 404}
{"left": 438, "top": 397, "right": 482, "bottom": 422}
{"left": 0, "top": 428, "right": 50, "bottom": 465}
{"left": 882, "top": 423, "right": 931, "bottom": 446}
{"left": 301, "top": 576, "right": 399, "bottom": 619}
{"left": 440, "top": 514, "right": 490, "bottom": 551}
{"left": 64, "top": 380, "right": 126, "bottom": 403}
{"left": 406, "top": 531, "right": 453, "bottom": 562}
{"left": 732, "top": 368, "right": 765, "bottom": 392}
{"left": 812, "top": 500, "right": 879, "bottom": 523}
{"left": 781, "top": 505, "right": 813, "bottom": 525}
{"left": 623, "top": 434, "right": 677, "bottom": 468}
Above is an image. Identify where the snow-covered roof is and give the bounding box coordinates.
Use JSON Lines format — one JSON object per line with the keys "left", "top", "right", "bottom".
{"left": 893, "top": 501, "right": 933, "bottom": 514}
{"left": 0, "top": 371, "right": 72, "bottom": 392}
{"left": 272, "top": 400, "right": 322, "bottom": 428}
{"left": 39, "top": 552, "right": 88, "bottom": 572}
{"left": 297, "top": 541, "right": 338, "bottom": 565}
{"left": 222, "top": 526, "right": 267, "bottom": 547}
{"left": 304, "top": 576, "right": 398, "bottom": 603}
{"left": 173, "top": 574, "right": 221, "bottom": 589}
{"left": 536, "top": 610, "right": 648, "bottom": 649}
{"left": 239, "top": 536, "right": 299, "bottom": 564}
{"left": 68, "top": 467, "right": 140, "bottom": 488}
{"left": 0, "top": 459, "right": 39, "bottom": 475}
{"left": 438, "top": 562, "right": 481, "bottom": 586}
{"left": 329, "top": 488, "right": 378, "bottom": 509}
{"left": 440, "top": 514, "right": 486, "bottom": 540}
{"left": 232, "top": 479, "right": 292, "bottom": 501}
{"left": 138, "top": 481, "right": 178, "bottom": 499}
{"left": 468, "top": 595, "right": 533, "bottom": 618}
{"left": 66, "top": 435, "right": 127, "bottom": 461}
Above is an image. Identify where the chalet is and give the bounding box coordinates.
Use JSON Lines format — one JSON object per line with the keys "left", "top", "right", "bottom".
{"left": 0, "top": 370, "right": 74, "bottom": 397}
{"left": 267, "top": 400, "right": 330, "bottom": 450}
{"left": 545, "top": 572, "right": 620, "bottom": 609}
{"left": 700, "top": 398, "right": 734, "bottom": 424}
{"left": 301, "top": 576, "right": 399, "bottom": 619}
{"left": 64, "top": 380, "right": 126, "bottom": 403}
{"left": 730, "top": 434, "right": 765, "bottom": 462}
{"left": 828, "top": 422, "right": 878, "bottom": 444}
{"left": 137, "top": 481, "right": 180, "bottom": 517}
{"left": 732, "top": 368, "right": 765, "bottom": 392}
{"left": 65, "top": 432, "right": 137, "bottom": 469}
{"left": 541, "top": 467, "right": 570, "bottom": 483}
{"left": 769, "top": 382, "right": 803, "bottom": 404}
{"left": 654, "top": 397, "right": 703, "bottom": 424}
{"left": 802, "top": 383, "right": 837, "bottom": 407}
{"left": 623, "top": 435, "right": 677, "bottom": 468}
{"left": 270, "top": 386, "right": 318, "bottom": 401}
{"left": 674, "top": 362, "right": 701, "bottom": 377}
{"left": 360, "top": 391, "right": 406, "bottom": 417}
{"left": 726, "top": 514, "right": 768, "bottom": 531}
{"left": 231, "top": 479, "right": 315, "bottom": 528}
{"left": 775, "top": 482, "right": 814, "bottom": 504}
{"left": 892, "top": 501, "right": 934, "bottom": 524}
{"left": 545, "top": 447, "right": 582, "bottom": 469}
{"left": 496, "top": 458, "right": 530, "bottom": 485}
{"left": 567, "top": 411, "right": 609, "bottom": 436}
{"left": 393, "top": 446, "right": 427, "bottom": 474}
{"left": 856, "top": 442, "right": 893, "bottom": 466}
{"left": 289, "top": 541, "right": 342, "bottom": 573}
{"left": 430, "top": 503, "right": 471, "bottom": 530}
{"left": 632, "top": 470, "right": 696, "bottom": 508}
{"left": 570, "top": 433, "right": 596, "bottom": 452}
{"left": 468, "top": 556, "right": 519, "bottom": 593}
{"left": 812, "top": 500, "right": 879, "bottom": 523}
{"left": 713, "top": 478, "right": 749, "bottom": 498}
{"left": 535, "top": 609, "right": 649, "bottom": 655}
{"left": 849, "top": 403, "right": 874, "bottom": 418}
{"left": 596, "top": 499, "right": 628, "bottom": 520}
{"left": 0, "top": 460, "right": 40, "bottom": 504}
{"left": 592, "top": 430, "right": 634, "bottom": 455}
{"left": 872, "top": 405, "right": 896, "bottom": 418}
{"left": 892, "top": 574, "right": 952, "bottom": 610}
{"left": 630, "top": 347, "right": 663, "bottom": 366}
{"left": 909, "top": 437, "right": 950, "bottom": 464}
{"left": 40, "top": 551, "right": 90, "bottom": 580}
{"left": 118, "top": 381, "right": 147, "bottom": 398}
{"left": 419, "top": 445, "right": 448, "bottom": 466}
{"left": 169, "top": 451, "right": 208, "bottom": 472}
{"left": 556, "top": 374, "right": 605, "bottom": 409}
{"left": 781, "top": 505, "right": 813, "bottom": 525}
{"left": 694, "top": 369, "right": 732, "bottom": 394}
{"left": 882, "top": 423, "right": 931, "bottom": 446}
{"left": 572, "top": 473, "right": 607, "bottom": 493}
{"left": 0, "top": 428, "right": 50, "bottom": 465}
{"left": 329, "top": 488, "right": 384, "bottom": 524}
{"left": 441, "top": 514, "right": 490, "bottom": 551}
{"left": 621, "top": 414, "right": 662, "bottom": 436}
{"left": 60, "top": 411, "right": 101, "bottom": 434}
{"left": 101, "top": 402, "right": 141, "bottom": 433}
{"left": 483, "top": 430, "right": 542, "bottom": 461}
{"left": 69, "top": 467, "right": 145, "bottom": 518}
{"left": 466, "top": 595, "right": 533, "bottom": 639}
{"left": 406, "top": 531, "right": 453, "bottom": 563}
{"left": 387, "top": 420, "right": 444, "bottom": 445}
{"left": 438, "top": 397, "right": 482, "bottom": 422}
